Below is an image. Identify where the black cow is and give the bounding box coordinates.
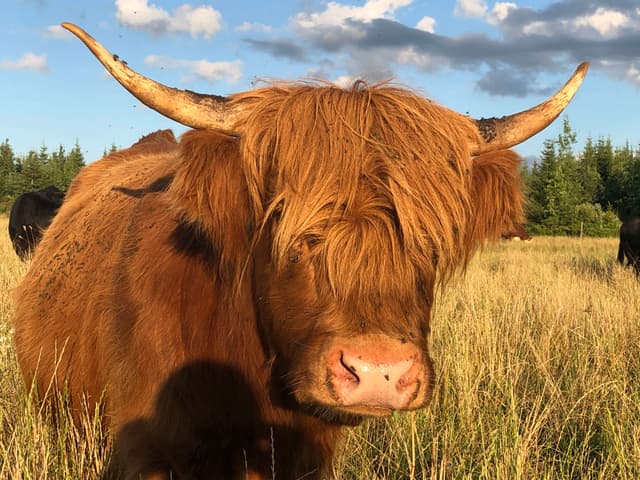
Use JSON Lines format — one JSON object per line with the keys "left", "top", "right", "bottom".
{"left": 617, "top": 217, "right": 640, "bottom": 276}
{"left": 8, "top": 186, "right": 65, "bottom": 260}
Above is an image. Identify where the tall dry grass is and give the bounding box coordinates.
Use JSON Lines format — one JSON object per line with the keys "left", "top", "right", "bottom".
{"left": 1, "top": 214, "right": 639, "bottom": 479}
{"left": 0, "top": 217, "right": 110, "bottom": 479}
{"left": 334, "top": 238, "right": 640, "bottom": 479}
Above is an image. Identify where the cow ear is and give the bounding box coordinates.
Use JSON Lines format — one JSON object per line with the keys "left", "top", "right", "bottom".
{"left": 464, "top": 150, "right": 524, "bottom": 252}
{"left": 169, "top": 130, "right": 252, "bottom": 276}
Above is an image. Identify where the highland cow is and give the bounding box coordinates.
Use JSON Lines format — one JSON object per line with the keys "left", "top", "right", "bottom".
{"left": 13, "top": 23, "right": 588, "bottom": 479}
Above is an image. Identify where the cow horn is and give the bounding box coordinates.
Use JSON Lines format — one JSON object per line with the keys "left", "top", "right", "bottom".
{"left": 471, "top": 62, "right": 589, "bottom": 156}
{"left": 61, "top": 22, "right": 240, "bottom": 131}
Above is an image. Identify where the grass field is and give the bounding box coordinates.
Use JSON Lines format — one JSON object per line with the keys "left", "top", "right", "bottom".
{"left": 1, "top": 214, "right": 639, "bottom": 479}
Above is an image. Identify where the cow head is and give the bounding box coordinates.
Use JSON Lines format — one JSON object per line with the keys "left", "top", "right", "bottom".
{"left": 62, "top": 23, "right": 587, "bottom": 421}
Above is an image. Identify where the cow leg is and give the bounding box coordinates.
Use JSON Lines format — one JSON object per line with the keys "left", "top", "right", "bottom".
{"left": 618, "top": 241, "right": 626, "bottom": 265}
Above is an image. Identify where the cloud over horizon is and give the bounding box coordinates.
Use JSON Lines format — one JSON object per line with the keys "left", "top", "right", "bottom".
{"left": 43, "top": 25, "right": 73, "bottom": 40}
{"left": 240, "top": 0, "right": 640, "bottom": 96}
{"left": 0, "top": 52, "right": 48, "bottom": 72}
{"left": 144, "top": 54, "right": 242, "bottom": 83}
{"left": 115, "top": 0, "right": 222, "bottom": 39}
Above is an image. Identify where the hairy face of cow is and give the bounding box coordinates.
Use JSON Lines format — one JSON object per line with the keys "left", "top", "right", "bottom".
{"left": 253, "top": 207, "right": 436, "bottom": 420}
{"left": 171, "top": 85, "right": 524, "bottom": 422}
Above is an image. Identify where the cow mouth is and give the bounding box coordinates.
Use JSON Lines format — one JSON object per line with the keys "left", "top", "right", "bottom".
{"left": 294, "top": 376, "right": 428, "bottom": 424}
{"left": 323, "top": 394, "right": 426, "bottom": 419}
{"left": 298, "top": 400, "right": 398, "bottom": 426}
{"left": 335, "top": 404, "right": 398, "bottom": 417}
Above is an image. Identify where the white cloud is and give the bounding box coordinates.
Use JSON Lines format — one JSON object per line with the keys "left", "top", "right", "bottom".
{"left": 170, "top": 5, "right": 222, "bottom": 39}
{"left": 487, "top": 2, "right": 517, "bottom": 25}
{"left": 116, "top": 0, "right": 169, "bottom": 28}
{"left": 0, "top": 52, "right": 48, "bottom": 72}
{"left": 522, "top": 20, "right": 552, "bottom": 36}
{"left": 43, "top": 25, "right": 72, "bottom": 39}
{"left": 624, "top": 65, "right": 640, "bottom": 85}
{"left": 518, "top": 7, "right": 634, "bottom": 38}
{"left": 454, "top": 0, "right": 488, "bottom": 18}
{"left": 333, "top": 75, "right": 356, "bottom": 88}
{"left": 189, "top": 59, "right": 242, "bottom": 83}
{"left": 291, "top": 0, "right": 413, "bottom": 48}
{"left": 144, "top": 55, "right": 242, "bottom": 83}
{"left": 294, "top": 0, "right": 413, "bottom": 29}
{"left": 397, "top": 47, "right": 444, "bottom": 70}
{"left": 416, "top": 16, "right": 436, "bottom": 33}
{"left": 574, "top": 8, "right": 630, "bottom": 37}
{"left": 598, "top": 59, "right": 640, "bottom": 86}
{"left": 116, "top": 0, "right": 222, "bottom": 39}
{"left": 235, "top": 22, "right": 273, "bottom": 33}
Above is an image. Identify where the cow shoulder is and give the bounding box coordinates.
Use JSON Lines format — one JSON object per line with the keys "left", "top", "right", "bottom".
{"left": 168, "top": 129, "right": 252, "bottom": 281}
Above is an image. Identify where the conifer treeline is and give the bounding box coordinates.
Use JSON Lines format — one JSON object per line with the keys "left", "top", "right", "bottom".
{"left": 0, "top": 139, "right": 85, "bottom": 212}
{"left": 0, "top": 140, "right": 119, "bottom": 213}
{"left": 1, "top": 120, "right": 639, "bottom": 236}
{"left": 523, "top": 118, "right": 639, "bottom": 237}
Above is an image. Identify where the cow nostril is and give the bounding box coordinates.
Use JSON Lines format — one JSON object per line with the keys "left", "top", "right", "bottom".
{"left": 396, "top": 362, "right": 420, "bottom": 392}
{"left": 339, "top": 354, "right": 360, "bottom": 384}
{"left": 397, "top": 376, "right": 413, "bottom": 389}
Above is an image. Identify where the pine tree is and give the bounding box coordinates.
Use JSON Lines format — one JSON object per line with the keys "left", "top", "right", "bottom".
{"left": 19, "top": 150, "right": 45, "bottom": 191}
{"left": 47, "top": 145, "right": 67, "bottom": 188}
{"left": 554, "top": 117, "right": 583, "bottom": 223}
{"left": 608, "top": 142, "right": 634, "bottom": 216}
{"left": 63, "top": 140, "right": 85, "bottom": 189}
{"left": 526, "top": 139, "right": 556, "bottom": 232}
{"left": 577, "top": 137, "right": 602, "bottom": 204}
{"left": 102, "top": 143, "right": 119, "bottom": 157}
{"left": 542, "top": 159, "right": 577, "bottom": 234}
{"left": 593, "top": 137, "right": 614, "bottom": 207}
{"left": 620, "top": 147, "right": 640, "bottom": 219}
{"left": 0, "top": 139, "right": 16, "bottom": 195}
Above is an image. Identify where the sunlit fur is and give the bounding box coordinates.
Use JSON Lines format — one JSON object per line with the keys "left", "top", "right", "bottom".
{"left": 209, "top": 81, "right": 521, "bottom": 296}
{"left": 14, "top": 80, "right": 524, "bottom": 479}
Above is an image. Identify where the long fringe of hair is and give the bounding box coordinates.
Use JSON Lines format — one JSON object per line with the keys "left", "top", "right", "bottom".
{"left": 169, "top": 80, "right": 522, "bottom": 302}
{"left": 233, "top": 81, "right": 486, "bottom": 297}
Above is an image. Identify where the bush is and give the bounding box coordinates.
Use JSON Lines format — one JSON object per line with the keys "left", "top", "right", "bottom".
{"left": 572, "top": 203, "right": 620, "bottom": 237}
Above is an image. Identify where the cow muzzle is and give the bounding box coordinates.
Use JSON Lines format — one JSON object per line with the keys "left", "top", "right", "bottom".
{"left": 324, "top": 334, "right": 430, "bottom": 415}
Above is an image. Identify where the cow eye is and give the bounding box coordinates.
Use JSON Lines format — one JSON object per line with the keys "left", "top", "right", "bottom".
{"left": 288, "top": 252, "right": 301, "bottom": 263}
{"left": 287, "top": 235, "right": 320, "bottom": 264}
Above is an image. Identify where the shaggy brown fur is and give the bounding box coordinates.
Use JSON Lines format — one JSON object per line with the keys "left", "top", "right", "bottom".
{"left": 14, "top": 81, "right": 523, "bottom": 479}
{"left": 237, "top": 82, "right": 485, "bottom": 276}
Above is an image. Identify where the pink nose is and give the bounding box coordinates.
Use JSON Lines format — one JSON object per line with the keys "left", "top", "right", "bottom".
{"left": 326, "top": 335, "right": 424, "bottom": 411}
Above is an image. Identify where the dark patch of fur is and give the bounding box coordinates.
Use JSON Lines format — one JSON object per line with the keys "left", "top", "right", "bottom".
{"left": 112, "top": 175, "right": 174, "bottom": 199}
{"left": 170, "top": 218, "right": 218, "bottom": 269}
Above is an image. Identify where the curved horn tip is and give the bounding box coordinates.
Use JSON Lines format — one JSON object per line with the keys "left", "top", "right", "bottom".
{"left": 572, "top": 61, "right": 589, "bottom": 82}
{"left": 61, "top": 22, "right": 92, "bottom": 41}
{"left": 471, "top": 62, "right": 590, "bottom": 155}
{"left": 576, "top": 61, "right": 589, "bottom": 75}
{"left": 60, "top": 21, "right": 237, "bottom": 131}
{"left": 61, "top": 22, "right": 80, "bottom": 33}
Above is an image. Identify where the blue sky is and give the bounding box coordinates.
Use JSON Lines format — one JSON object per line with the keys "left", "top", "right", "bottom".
{"left": 1, "top": 0, "right": 639, "bottom": 164}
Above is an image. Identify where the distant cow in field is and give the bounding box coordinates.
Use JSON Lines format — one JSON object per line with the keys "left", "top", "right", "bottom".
{"left": 617, "top": 217, "right": 640, "bottom": 276}
{"left": 8, "top": 185, "right": 65, "bottom": 260}
{"left": 13, "top": 23, "right": 588, "bottom": 480}
{"left": 501, "top": 223, "right": 531, "bottom": 241}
